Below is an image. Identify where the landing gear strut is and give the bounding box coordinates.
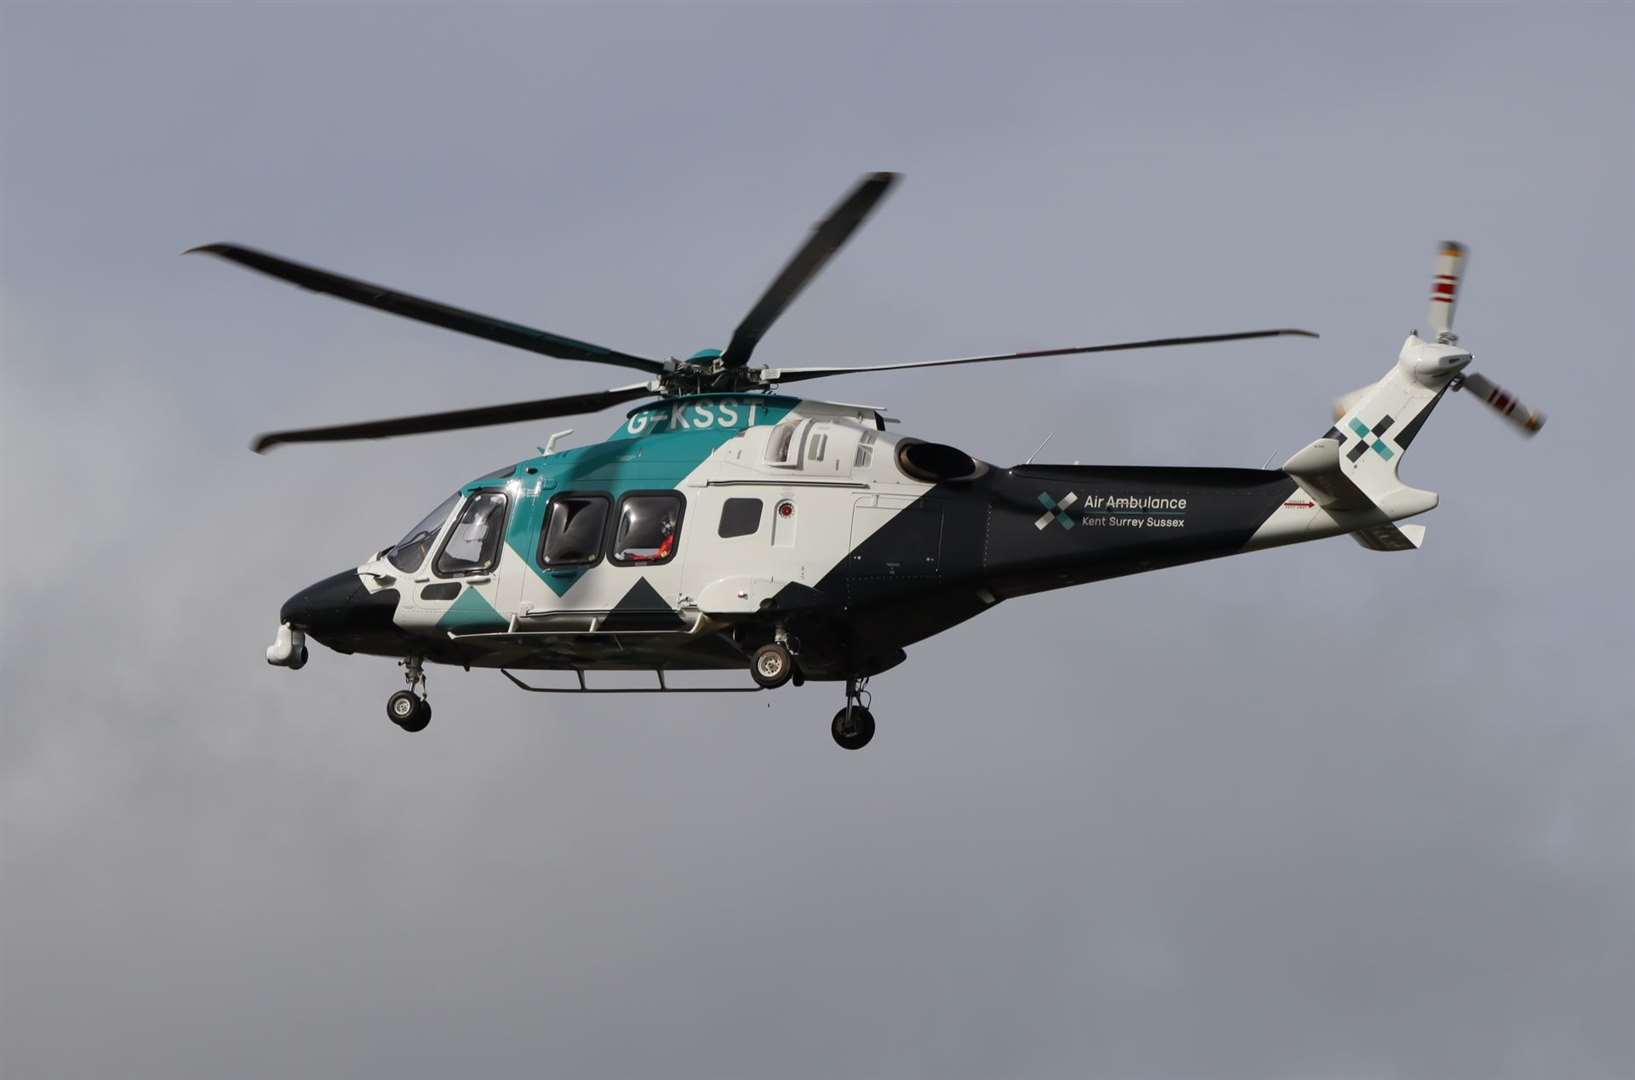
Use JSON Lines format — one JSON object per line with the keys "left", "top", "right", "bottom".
{"left": 831, "top": 676, "right": 875, "bottom": 750}
{"left": 388, "top": 656, "right": 431, "bottom": 733}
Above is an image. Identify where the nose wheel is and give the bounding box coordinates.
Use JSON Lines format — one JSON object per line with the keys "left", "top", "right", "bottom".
{"left": 831, "top": 676, "right": 875, "bottom": 750}
{"left": 388, "top": 657, "right": 431, "bottom": 733}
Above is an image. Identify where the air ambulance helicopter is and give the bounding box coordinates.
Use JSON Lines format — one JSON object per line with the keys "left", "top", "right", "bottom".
{"left": 193, "top": 173, "right": 1544, "bottom": 748}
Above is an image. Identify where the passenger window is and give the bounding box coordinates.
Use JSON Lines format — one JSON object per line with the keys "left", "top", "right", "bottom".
{"left": 540, "top": 494, "right": 609, "bottom": 566}
{"left": 612, "top": 492, "right": 685, "bottom": 565}
{"left": 433, "top": 491, "right": 509, "bottom": 576}
{"left": 718, "top": 497, "right": 763, "bottom": 539}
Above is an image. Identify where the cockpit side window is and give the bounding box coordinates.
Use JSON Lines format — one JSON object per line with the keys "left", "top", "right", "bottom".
{"left": 386, "top": 492, "right": 461, "bottom": 573}
{"left": 433, "top": 490, "right": 510, "bottom": 576}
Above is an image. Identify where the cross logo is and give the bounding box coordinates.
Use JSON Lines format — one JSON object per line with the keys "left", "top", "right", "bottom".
{"left": 1035, "top": 491, "right": 1078, "bottom": 530}
{"left": 1346, "top": 415, "right": 1396, "bottom": 462}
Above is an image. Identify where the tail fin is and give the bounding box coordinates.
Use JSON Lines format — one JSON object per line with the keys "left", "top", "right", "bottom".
{"left": 1281, "top": 333, "right": 1470, "bottom": 550}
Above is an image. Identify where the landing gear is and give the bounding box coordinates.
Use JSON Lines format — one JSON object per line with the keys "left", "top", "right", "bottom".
{"left": 750, "top": 642, "right": 794, "bottom": 689}
{"left": 387, "top": 690, "right": 430, "bottom": 731}
{"left": 831, "top": 676, "right": 875, "bottom": 750}
{"left": 388, "top": 657, "right": 431, "bottom": 733}
{"left": 831, "top": 705, "right": 874, "bottom": 750}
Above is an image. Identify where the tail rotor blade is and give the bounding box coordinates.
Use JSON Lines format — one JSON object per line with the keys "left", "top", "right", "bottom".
{"left": 1461, "top": 371, "right": 1545, "bottom": 436}
{"left": 1428, "top": 241, "right": 1467, "bottom": 342}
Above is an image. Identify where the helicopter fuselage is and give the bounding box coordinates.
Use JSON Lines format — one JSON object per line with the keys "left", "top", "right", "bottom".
{"left": 210, "top": 176, "right": 1521, "bottom": 743}
{"left": 278, "top": 392, "right": 1334, "bottom": 683}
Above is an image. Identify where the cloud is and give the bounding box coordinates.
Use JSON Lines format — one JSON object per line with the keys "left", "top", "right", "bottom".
{"left": 2, "top": 5, "right": 1631, "bottom": 1079}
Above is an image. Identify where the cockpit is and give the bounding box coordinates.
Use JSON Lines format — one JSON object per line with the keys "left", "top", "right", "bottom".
{"left": 385, "top": 493, "right": 460, "bottom": 573}
{"left": 384, "top": 486, "right": 512, "bottom": 576}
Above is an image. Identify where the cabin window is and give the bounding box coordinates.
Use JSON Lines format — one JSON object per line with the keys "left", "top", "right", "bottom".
{"left": 539, "top": 494, "right": 609, "bottom": 567}
{"left": 717, "top": 497, "right": 763, "bottom": 539}
{"left": 612, "top": 492, "right": 685, "bottom": 565}
{"left": 809, "top": 431, "right": 828, "bottom": 462}
{"left": 434, "top": 490, "right": 509, "bottom": 576}
{"left": 387, "top": 492, "right": 461, "bottom": 573}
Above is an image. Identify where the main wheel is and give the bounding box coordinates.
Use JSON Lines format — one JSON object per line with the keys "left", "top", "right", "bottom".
{"left": 387, "top": 689, "right": 430, "bottom": 732}
{"left": 831, "top": 705, "right": 875, "bottom": 750}
{"left": 750, "top": 643, "right": 794, "bottom": 689}
{"left": 400, "top": 700, "right": 431, "bottom": 733}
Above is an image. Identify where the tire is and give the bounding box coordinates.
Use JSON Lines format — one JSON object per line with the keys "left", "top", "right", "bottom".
{"left": 750, "top": 643, "right": 794, "bottom": 689}
{"left": 831, "top": 705, "right": 875, "bottom": 750}
{"left": 288, "top": 646, "right": 308, "bottom": 671}
{"left": 387, "top": 690, "right": 420, "bottom": 727}
{"left": 399, "top": 699, "right": 431, "bottom": 734}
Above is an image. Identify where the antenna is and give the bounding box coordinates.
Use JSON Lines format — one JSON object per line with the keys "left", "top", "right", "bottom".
{"left": 1024, "top": 431, "right": 1054, "bottom": 465}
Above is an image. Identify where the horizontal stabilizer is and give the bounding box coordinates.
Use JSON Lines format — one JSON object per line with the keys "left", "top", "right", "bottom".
{"left": 1281, "top": 438, "right": 1372, "bottom": 511}
{"left": 1351, "top": 522, "right": 1426, "bottom": 552}
{"left": 1282, "top": 435, "right": 1438, "bottom": 519}
{"left": 1281, "top": 434, "right": 1436, "bottom": 554}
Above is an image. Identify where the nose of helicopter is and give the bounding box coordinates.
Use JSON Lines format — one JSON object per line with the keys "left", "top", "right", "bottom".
{"left": 280, "top": 569, "right": 402, "bottom": 643}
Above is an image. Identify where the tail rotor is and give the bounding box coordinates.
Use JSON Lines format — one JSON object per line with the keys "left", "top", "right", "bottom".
{"left": 1421, "top": 242, "right": 1547, "bottom": 437}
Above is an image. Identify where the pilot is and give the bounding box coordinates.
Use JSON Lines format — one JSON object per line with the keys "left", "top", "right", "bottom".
{"left": 628, "top": 506, "right": 678, "bottom": 562}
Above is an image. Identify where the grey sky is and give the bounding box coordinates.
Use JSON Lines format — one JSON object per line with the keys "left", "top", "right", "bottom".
{"left": 2, "top": 3, "right": 1631, "bottom": 1078}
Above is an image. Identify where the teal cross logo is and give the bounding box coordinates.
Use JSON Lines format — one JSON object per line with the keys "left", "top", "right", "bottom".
{"left": 1035, "top": 491, "right": 1078, "bottom": 530}
{"left": 1347, "top": 415, "right": 1396, "bottom": 462}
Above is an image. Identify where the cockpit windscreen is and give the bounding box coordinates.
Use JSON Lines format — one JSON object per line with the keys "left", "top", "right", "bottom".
{"left": 386, "top": 493, "right": 461, "bottom": 572}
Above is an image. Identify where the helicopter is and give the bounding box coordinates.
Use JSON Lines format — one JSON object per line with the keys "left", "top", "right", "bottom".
{"left": 193, "top": 172, "right": 1545, "bottom": 748}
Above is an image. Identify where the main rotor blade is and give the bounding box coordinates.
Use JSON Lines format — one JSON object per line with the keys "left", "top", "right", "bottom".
{"left": 718, "top": 172, "right": 899, "bottom": 369}
{"left": 767, "top": 328, "right": 1319, "bottom": 384}
{"left": 189, "top": 243, "right": 668, "bottom": 376}
{"left": 252, "top": 383, "right": 656, "bottom": 453}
